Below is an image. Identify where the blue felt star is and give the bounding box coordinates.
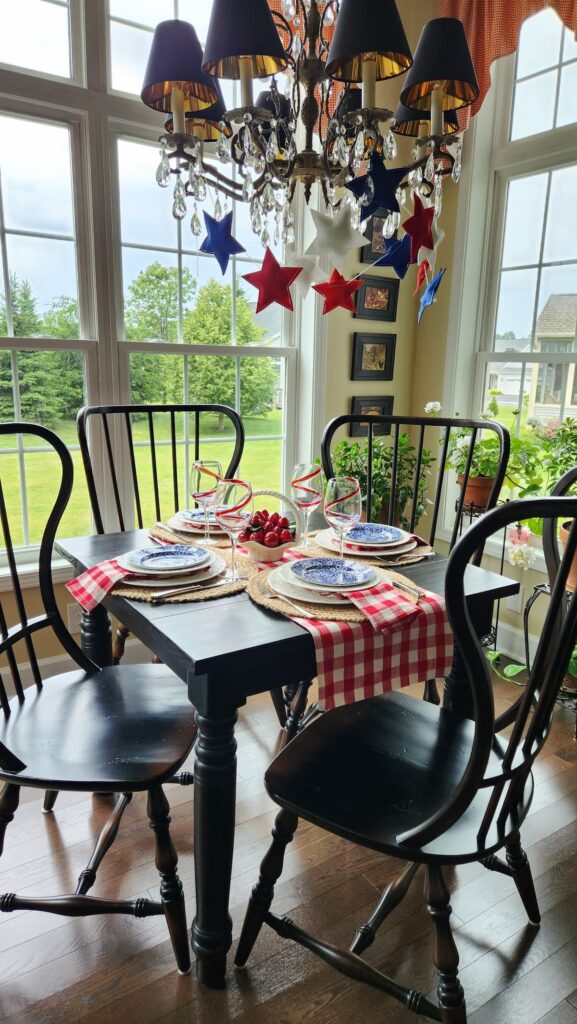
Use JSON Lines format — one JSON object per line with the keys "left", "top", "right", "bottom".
{"left": 373, "top": 234, "right": 412, "bottom": 279}
{"left": 200, "top": 211, "right": 245, "bottom": 274}
{"left": 418, "top": 267, "right": 446, "bottom": 323}
{"left": 345, "top": 154, "right": 409, "bottom": 219}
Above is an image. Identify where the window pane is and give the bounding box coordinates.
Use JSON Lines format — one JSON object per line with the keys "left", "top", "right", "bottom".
{"left": 110, "top": 0, "right": 174, "bottom": 27}
{"left": 179, "top": 0, "right": 214, "bottom": 42}
{"left": 562, "top": 26, "right": 577, "bottom": 62}
{"left": 0, "top": 117, "right": 74, "bottom": 235}
{"left": 0, "top": 0, "right": 70, "bottom": 79}
{"left": 495, "top": 268, "right": 538, "bottom": 343}
{"left": 536, "top": 271, "right": 577, "bottom": 348}
{"left": 239, "top": 354, "right": 283, "bottom": 432}
{"left": 182, "top": 257, "right": 233, "bottom": 344}
{"left": 122, "top": 249, "right": 179, "bottom": 342}
{"left": 5, "top": 236, "right": 78, "bottom": 336}
{"left": 481, "top": 361, "right": 527, "bottom": 430}
{"left": 110, "top": 20, "right": 153, "bottom": 95}
{"left": 15, "top": 349, "right": 84, "bottom": 440}
{"left": 516, "top": 9, "right": 563, "bottom": 78}
{"left": 0, "top": 352, "right": 15, "bottom": 450}
{"left": 543, "top": 165, "right": 577, "bottom": 262}
{"left": 511, "top": 70, "right": 557, "bottom": 140}
{"left": 118, "top": 139, "right": 177, "bottom": 249}
{"left": 25, "top": 449, "right": 91, "bottom": 542}
{"left": 501, "top": 174, "right": 547, "bottom": 268}
{"left": 557, "top": 62, "right": 577, "bottom": 128}
{"left": 189, "top": 353, "right": 237, "bottom": 409}
{"left": 0, "top": 453, "right": 25, "bottom": 546}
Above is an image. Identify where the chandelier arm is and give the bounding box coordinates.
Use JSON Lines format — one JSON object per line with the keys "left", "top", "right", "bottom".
{"left": 295, "top": 0, "right": 309, "bottom": 42}
{"left": 318, "top": 1, "right": 336, "bottom": 55}
{"left": 271, "top": 10, "right": 294, "bottom": 58}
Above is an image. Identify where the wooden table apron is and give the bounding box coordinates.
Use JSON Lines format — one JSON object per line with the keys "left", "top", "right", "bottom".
{"left": 55, "top": 530, "right": 519, "bottom": 987}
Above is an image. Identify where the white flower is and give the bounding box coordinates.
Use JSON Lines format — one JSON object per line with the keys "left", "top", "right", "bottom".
{"left": 508, "top": 543, "right": 536, "bottom": 571}
{"left": 455, "top": 436, "right": 470, "bottom": 451}
{"left": 424, "top": 401, "right": 441, "bottom": 416}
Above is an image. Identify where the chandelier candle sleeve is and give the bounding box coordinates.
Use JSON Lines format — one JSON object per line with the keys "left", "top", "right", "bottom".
{"left": 362, "top": 55, "right": 377, "bottom": 109}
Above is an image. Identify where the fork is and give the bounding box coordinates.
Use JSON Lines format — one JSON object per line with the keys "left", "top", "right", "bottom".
{"left": 265, "top": 592, "right": 313, "bottom": 618}
{"left": 150, "top": 578, "right": 231, "bottom": 603}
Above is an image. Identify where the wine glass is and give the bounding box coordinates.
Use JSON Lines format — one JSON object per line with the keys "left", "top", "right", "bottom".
{"left": 190, "top": 461, "right": 223, "bottom": 546}
{"left": 214, "top": 479, "right": 253, "bottom": 582}
{"left": 291, "top": 463, "right": 323, "bottom": 549}
{"left": 324, "top": 476, "right": 362, "bottom": 563}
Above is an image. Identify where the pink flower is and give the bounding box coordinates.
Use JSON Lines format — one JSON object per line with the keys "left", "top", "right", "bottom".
{"left": 508, "top": 524, "right": 532, "bottom": 546}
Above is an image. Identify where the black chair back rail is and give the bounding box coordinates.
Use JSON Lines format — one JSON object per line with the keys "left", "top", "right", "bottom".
{"left": 321, "top": 415, "right": 510, "bottom": 557}
{"left": 77, "top": 404, "right": 245, "bottom": 534}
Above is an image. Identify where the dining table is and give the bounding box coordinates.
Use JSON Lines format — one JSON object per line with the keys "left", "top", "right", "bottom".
{"left": 55, "top": 528, "right": 519, "bottom": 988}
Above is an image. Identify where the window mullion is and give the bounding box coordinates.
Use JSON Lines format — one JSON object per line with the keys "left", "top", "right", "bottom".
{"left": 10, "top": 352, "right": 30, "bottom": 546}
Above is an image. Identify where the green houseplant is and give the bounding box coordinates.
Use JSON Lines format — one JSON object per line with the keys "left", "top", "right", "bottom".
{"left": 331, "top": 434, "right": 434, "bottom": 527}
{"left": 446, "top": 429, "right": 544, "bottom": 505}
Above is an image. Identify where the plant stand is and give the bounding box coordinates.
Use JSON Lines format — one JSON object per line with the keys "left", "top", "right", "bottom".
{"left": 455, "top": 497, "right": 508, "bottom": 651}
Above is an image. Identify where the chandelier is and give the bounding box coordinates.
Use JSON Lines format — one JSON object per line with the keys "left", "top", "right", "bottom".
{"left": 141, "top": 0, "right": 478, "bottom": 256}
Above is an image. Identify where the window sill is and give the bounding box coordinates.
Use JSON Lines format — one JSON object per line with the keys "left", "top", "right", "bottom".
{"left": 0, "top": 559, "right": 74, "bottom": 593}
{"left": 436, "top": 526, "right": 548, "bottom": 576}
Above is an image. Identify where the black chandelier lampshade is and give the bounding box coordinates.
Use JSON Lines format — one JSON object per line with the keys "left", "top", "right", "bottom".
{"left": 202, "top": 0, "right": 288, "bottom": 80}
{"left": 325, "top": 0, "right": 412, "bottom": 82}
{"left": 141, "top": 20, "right": 218, "bottom": 113}
{"left": 164, "top": 80, "right": 232, "bottom": 141}
{"left": 399, "top": 18, "right": 479, "bottom": 111}
{"left": 391, "top": 101, "right": 459, "bottom": 137}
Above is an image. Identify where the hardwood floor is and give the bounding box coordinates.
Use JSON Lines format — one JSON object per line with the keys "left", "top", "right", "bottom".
{"left": 2, "top": 678, "right": 577, "bottom": 1024}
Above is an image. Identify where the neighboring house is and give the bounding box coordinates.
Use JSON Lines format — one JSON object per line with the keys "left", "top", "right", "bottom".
{"left": 488, "top": 336, "right": 531, "bottom": 407}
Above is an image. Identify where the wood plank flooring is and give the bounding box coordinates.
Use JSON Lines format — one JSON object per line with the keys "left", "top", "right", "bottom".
{"left": 2, "top": 678, "right": 577, "bottom": 1024}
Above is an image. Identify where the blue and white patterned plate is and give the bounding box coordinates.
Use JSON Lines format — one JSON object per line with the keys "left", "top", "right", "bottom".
{"left": 179, "top": 508, "right": 218, "bottom": 524}
{"left": 290, "top": 557, "right": 375, "bottom": 590}
{"left": 345, "top": 523, "right": 407, "bottom": 546}
{"left": 122, "top": 545, "right": 210, "bottom": 573}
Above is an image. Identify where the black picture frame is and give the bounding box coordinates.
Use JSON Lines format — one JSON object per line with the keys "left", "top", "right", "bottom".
{"left": 349, "top": 396, "right": 394, "bottom": 436}
{"left": 360, "top": 210, "right": 392, "bottom": 264}
{"left": 354, "top": 275, "right": 399, "bottom": 322}
{"left": 351, "top": 332, "right": 396, "bottom": 382}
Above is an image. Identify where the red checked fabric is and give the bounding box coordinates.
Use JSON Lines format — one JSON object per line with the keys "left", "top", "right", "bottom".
{"left": 66, "top": 559, "right": 128, "bottom": 612}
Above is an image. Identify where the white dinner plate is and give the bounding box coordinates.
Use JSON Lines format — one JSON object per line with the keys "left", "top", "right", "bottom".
{"left": 268, "top": 564, "right": 348, "bottom": 606}
{"left": 116, "top": 548, "right": 212, "bottom": 577}
{"left": 286, "top": 560, "right": 386, "bottom": 595}
{"left": 315, "top": 529, "right": 418, "bottom": 559}
{"left": 168, "top": 514, "right": 225, "bottom": 535}
{"left": 122, "top": 554, "right": 227, "bottom": 588}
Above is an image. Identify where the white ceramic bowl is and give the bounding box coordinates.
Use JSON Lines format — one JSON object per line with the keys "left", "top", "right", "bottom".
{"left": 242, "top": 536, "right": 300, "bottom": 562}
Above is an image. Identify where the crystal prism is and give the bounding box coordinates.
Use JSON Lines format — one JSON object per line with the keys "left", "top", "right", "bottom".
{"left": 156, "top": 153, "right": 170, "bottom": 188}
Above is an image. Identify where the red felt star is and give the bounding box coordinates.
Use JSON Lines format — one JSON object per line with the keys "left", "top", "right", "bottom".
{"left": 312, "top": 269, "right": 362, "bottom": 315}
{"left": 242, "top": 247, "right": 302, "bottom": 313}
{"left": 402, "top": 194, "right": 435, "bottom": 265}
{"left": 413, "top": 259, "right": 431, "bottom": 296}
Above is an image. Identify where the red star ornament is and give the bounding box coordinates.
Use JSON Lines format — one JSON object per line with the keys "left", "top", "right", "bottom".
{"left": 402, "top": 194, "right": 435, "bottom": 265}
{"left": 312, "top": 269, "right": 362, "bottom": 314}
{"left": 242, "top": 247, "right": 302, "bottom": 313}
{"left": 413, "top": 259, "right": 431, "bottom": 296}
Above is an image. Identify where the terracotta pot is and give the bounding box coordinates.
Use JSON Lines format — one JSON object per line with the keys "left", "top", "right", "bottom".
{"left": 457, "top": 473, "right": 495, "bottom": 510}
{"left": 559, "top": 521, "right": 577, "bottom": 593}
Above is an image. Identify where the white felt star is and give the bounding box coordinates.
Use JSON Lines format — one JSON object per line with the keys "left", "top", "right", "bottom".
{"left": 418, "top": 219, "right": 445, "bottom": 271}
{"left": 284, "top": 248, "right": 325, "bottom": 295}
{"left": 305, "top": 207, "right": 370, "bottom": 273}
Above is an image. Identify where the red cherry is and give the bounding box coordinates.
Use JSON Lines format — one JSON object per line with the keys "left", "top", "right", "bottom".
{"left": 279, "top": 529, "right": 293, "bottom": 543}
{"left": 260, "top": 509, "right": 269, "bottom": 521}
{"left": 278, "top": 516, "right": 289, "bottom": 529}
{"left": 264, "top": 530, "right": 280, "bottom": 548}
{"left": 250, "top": 512, "right": 262, "bottom": 527}
{"left": 251, "top": 529, "right": 264, "bottom": 544}
{"left": 239, "top": 529, "right": 252, "bottom": 542}
{"left": 269, "top": 512, "right": 280, "bottom": 526}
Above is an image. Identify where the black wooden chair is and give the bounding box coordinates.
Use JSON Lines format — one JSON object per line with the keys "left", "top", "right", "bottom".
{"left": 0, "top": 423, "right": 197, "bottom": 974}
{"left": 322, "top": 414, "right": 510, "bottom": 704}
{"left": 235, "top": 496, "right": 577, "bottom": 1023}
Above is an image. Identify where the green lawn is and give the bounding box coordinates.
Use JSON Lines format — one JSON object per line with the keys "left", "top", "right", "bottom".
{"left": 3, "top": 410, "right": 284, "bottom": 545}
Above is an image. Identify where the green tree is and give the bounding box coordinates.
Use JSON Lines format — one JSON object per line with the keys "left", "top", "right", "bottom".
{"left": 124, "top": 263, "right": 195, "bottom": 343}
{"left": 0, "top": 274, "right": 42, "bottom": 338}
{"left": 184, "top": 280, "right": 277, "bottom": 426}
{"left": 41, "top": 295, "right": 79, "bottom": 339}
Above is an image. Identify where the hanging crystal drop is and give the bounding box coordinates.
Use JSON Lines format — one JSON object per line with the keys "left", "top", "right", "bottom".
{"left": 223, "top": 197, "right": 229, "bottom": 218}
{"left": 156, "top": 150, "right": 171, "bottom": 188}
{"left": 324, "top": 2, "right": 335, "bottom": 24}
{"left": 285, "top": 225, "right": 295, "bottom": 246}
{"left": 213, "top": 195, "right": 223, "bottom": 221}
{"left": 266, "top": 133, "right": 277, "bottom": 164}
{"left": 250, "top": 197, "right": 262, "bottom": 233}
{"left": 451, "top": 146, "right": 462, "bottom": 183}
{"left": 172, "top": 177, "right": 187, "bottom": 220}
{"left": 261, "top": 221, "right": 271, "bottom": 247}
{"left": 425, "top": 148, "right": 436, "bottom": 183}
{"left": 274, "top": 215, "right": 280, "bottom": 246}
{"left": 242, "top": 171, "right": 254, "bottom": 203}
{"left": 350, "top": 204, "right": 361, "bottom": 230}
{"left": 262, "top": 182, "right": 276, "bottom": 213}
{"left": 360, "top": 175, "right": 375, "bottom": 207}
{"left": 282, "top": 0, "right": 296, "bottom": 16}
{"left": 195, "top": 174, "right": 207, "bottom": 201}
{"left": 190, "top": 203, "right": 202, "bottom": 236}
{"left": 383, "top": 213, "right": 395, "bottom": 239}
{"left": 291, "top": 32, "right": 302, "bottom": 59}
{"left": 354, "top": 132, "right": 365, "bottom": 159}
{"left": 396, "top": 186, "right": 407, "bottom": 208}
{"left": 391, "top": 211, "right": 401, "bottom": 231}
{"left": 216, "top": 134, "right": 231, "bottom": 164}
{"left": 434, "top": 175, "right": 443, "bottom": 217}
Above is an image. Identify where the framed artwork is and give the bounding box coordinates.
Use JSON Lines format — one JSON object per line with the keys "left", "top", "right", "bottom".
{"left": 351, "top": 332, "right": 396, "bottom": 382}
{"left": 354, "top": 275, "right": 399, "bottom": 322}
{"left": 349, "top": 396, "right": 394, "bottom": 436}
{"left": 360, "top": 210, "right": 392, "bottom": 263}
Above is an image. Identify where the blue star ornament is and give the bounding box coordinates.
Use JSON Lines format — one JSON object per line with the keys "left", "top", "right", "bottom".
{"left": 200, "top": 211, "right": 245, "bottom": 274}
{"left": 345, "top": 154, "right": 409, "bottom": 220}
{"left": 374, "top": 234, "right": 412, "bottom": 279}
{"left": 418, "top": 267, "right": 446, "bottom": 324}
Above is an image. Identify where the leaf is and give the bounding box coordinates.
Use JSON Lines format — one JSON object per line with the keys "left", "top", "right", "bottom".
{"left": 503, "top": 663, "right": 527, "bottom": 678}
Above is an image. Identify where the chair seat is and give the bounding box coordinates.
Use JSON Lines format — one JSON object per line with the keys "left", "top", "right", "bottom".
{"left": 0, "top": 664, "right": 197, "bottom": 792}
{"left": 266, "top": 692, "right": 533, "bottom": 865}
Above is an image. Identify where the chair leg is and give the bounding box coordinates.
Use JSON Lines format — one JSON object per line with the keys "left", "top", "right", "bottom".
{"left": 424, "top": 864, "right": 466, "bottom": 1024}
{"left": 270, "top": 687, "right": 287, "bottom": 727}
{"left": 235, "top": 807, "right": 298, "bottom": 968}
{"left": 76, "top": 793, "right": 133, "bottom": 895}
{"left": 351, "top": 861, "right": 420, "bottom": 954}
{"left": 112, "top": 624, "right": 130, "bottom": 665}
{"left": 147, "top": 785, "right": 191, "bottom": 975}
{"left": 423, "top": 679, "right": 440, "bottom": 705}
{"left": 43, "top": 790, "right": 59, "bottom": 814}
{"left": 0, "top": 784, "right": 20, "bottom": 857}
{"left": 506, "top": 832, "right": 541, "bottom": 926}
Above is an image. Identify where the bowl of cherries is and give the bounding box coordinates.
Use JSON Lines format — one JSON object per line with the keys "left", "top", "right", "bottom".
{"left": 239, "top": 508, "right": 300, "bottom": 561}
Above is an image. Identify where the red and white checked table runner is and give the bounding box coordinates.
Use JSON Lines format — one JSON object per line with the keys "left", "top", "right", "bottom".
{"left": 65, "top": 543, "right": 453, "bottom": 709}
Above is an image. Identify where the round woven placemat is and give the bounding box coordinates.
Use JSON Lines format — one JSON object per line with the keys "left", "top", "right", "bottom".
{"left": 150, "top": 524, "right": 230, "bottom": 550}
{"left": 299, "top": 538, "right": 434, "bottom": 568}
{"left": 113, "top": 548, "right": 257, "bottom": 603}
{"left": 247, "top": 565, "right": 421, "bottom": 621}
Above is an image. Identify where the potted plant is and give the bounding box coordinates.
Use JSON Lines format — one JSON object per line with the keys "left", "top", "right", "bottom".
{"left": 331, "top": 434, "right": 434, "bottom": 527}
{"left": 446, "top": 428, "right": 544, "bottom": 508}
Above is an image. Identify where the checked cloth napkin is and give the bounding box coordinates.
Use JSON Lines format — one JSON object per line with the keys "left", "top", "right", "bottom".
{"left": 66, "top": 560, "right": 129, "bottom": 612}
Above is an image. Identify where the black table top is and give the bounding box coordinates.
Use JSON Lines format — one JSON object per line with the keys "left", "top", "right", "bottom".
{"left": 56, "top": 531, "right": 519, "bottom": 714}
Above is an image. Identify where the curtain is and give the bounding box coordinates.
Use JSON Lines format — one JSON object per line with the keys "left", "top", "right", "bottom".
{"left": 439, "top": 0, "right": 577, "bottom": 117}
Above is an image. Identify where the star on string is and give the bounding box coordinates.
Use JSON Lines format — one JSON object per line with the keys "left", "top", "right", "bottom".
{"left": 305, "top": 207, "right": 369, "bottom": 273}
{"left": 418, "top": 267, "right": 446, "bottom": 324}
{"left": 242, "top": 247, "right": 302, "bottom": 313}
{"left": 199, "top": 211, "right": 245, "bottom": 274}
{"left": 313, "top": 269, "right": 362, "bottom": 314}
{"left": 373, "top": 233, "right": 412, "bottom": 279}
{"left": 402, "top": 193, "right": 435, "bottom": 265}
{"left": 284, "top": 248, "right": 324, "bottom": 295}
{"left": 413, "top": 259, "right": 430, "bottom": 296}
{"left": 345, "top": 154, "right": 409, "bottom": 219}
{"left": 418, "top": 219, "right": 445, "bottom": 272}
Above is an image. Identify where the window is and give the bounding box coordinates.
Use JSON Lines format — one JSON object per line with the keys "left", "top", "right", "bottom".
{"left": 0, "top": 0, "right": 72, "bottom": 80}
{"left": 0, "top": 0, "right": 298, "bottom": 551}
{"left": 473, "top": 8, "right": 577, "bottom": 435}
